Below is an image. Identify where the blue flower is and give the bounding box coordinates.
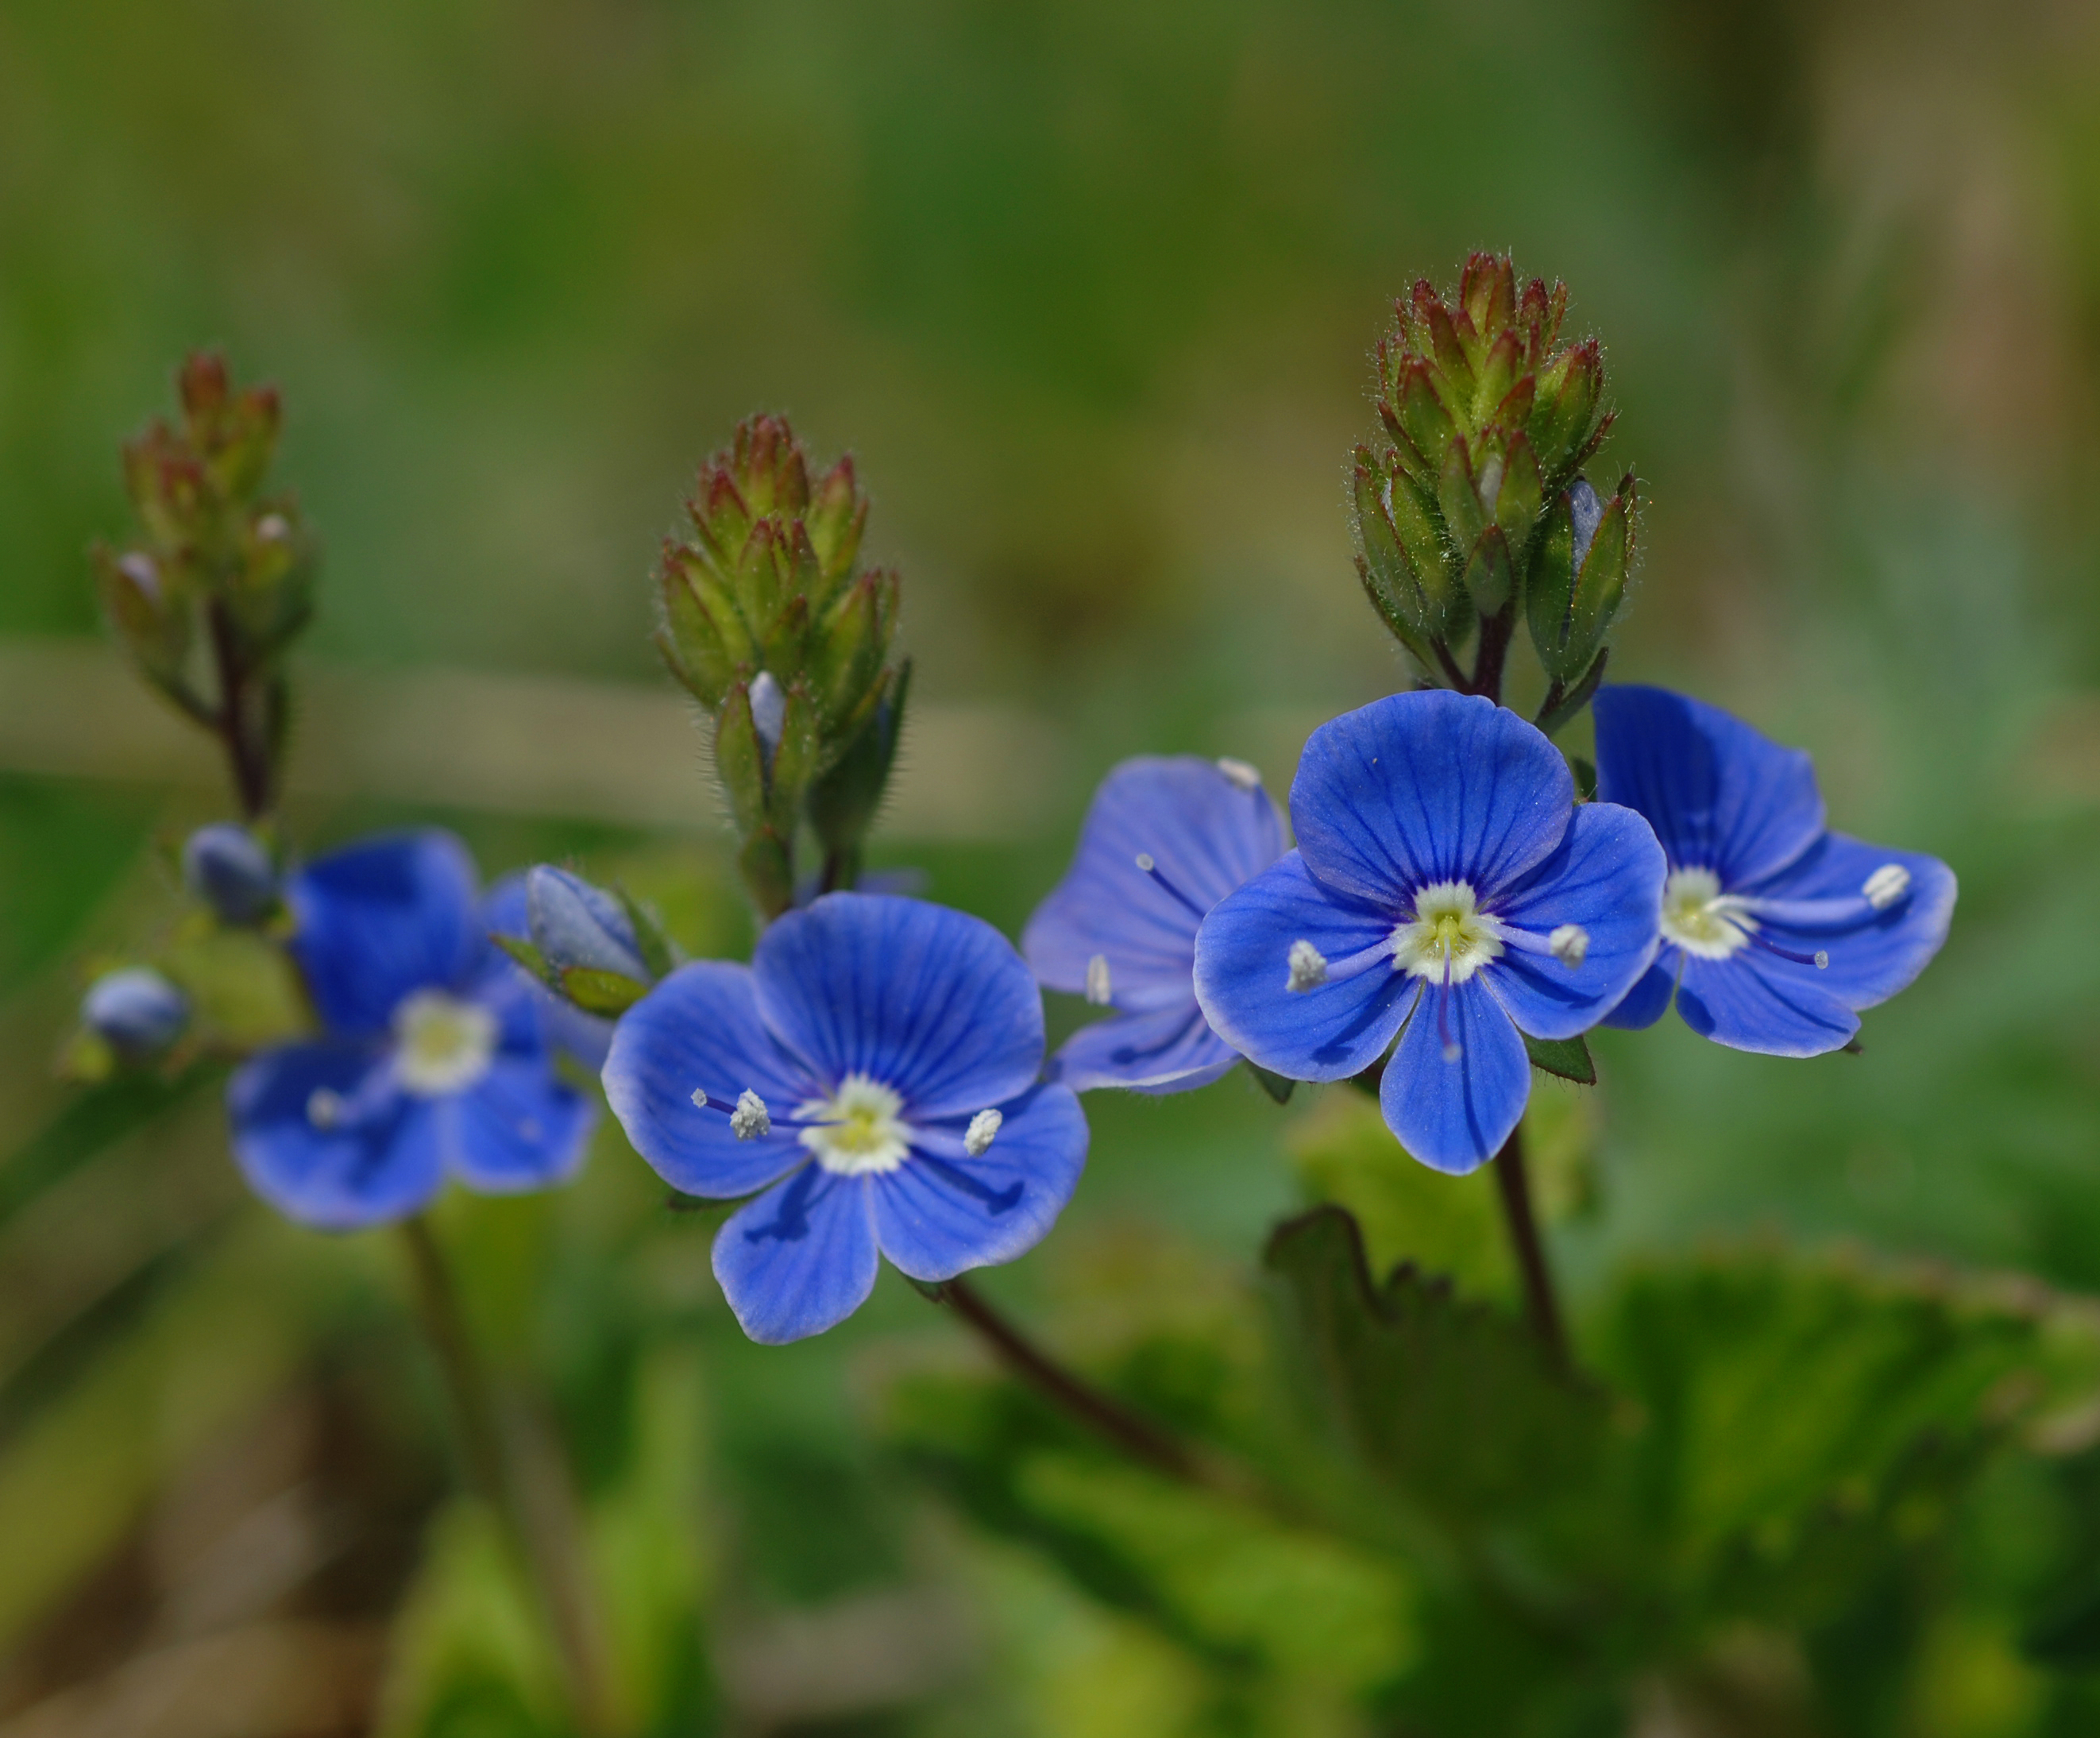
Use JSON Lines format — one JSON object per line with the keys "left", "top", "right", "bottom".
{"left": 1592, "top": 685, "right": 1956, "bottom": 1055}
{"left": 1194, "top": 691, "right": 1666, "bottom": 1174}
{"left": 228, "top": 832, "right": 597, "bottom": 1230}
{"left": 1023, "top": 756, "right": 1285, "bottom": 1093}
{"left": 604, "top": 894, "right": 1087, "bottom": 1344}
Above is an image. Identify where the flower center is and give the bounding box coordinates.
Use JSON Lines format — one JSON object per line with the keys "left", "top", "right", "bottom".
{"left": 1659, "top": 867, "right": 1752, "bottom": 960}
{"left": 1390, "top": 880, "right": 1504, "bottom": 983}
{"left": 798, "top": 1073, "right": 911, "bottom": 1176}
{"left": 393, "top": 989, "right": 498, "bottom": 1096}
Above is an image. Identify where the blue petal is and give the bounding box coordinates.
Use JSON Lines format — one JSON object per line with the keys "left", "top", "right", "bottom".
{"left": 1592, "top": 686, "right": 1824, "bottom": 886}
{"left": 1676, "top": 954, "right": 1857, "bottom": 1056}
{"left": 1192, "top": 852, "right": 1413, "bottom": 1081}
{"left": 1600, "top": 957, "right": 1677, "bottom": 1029}
{"left": 289, "top": 832, "right": 482, "bottom": 1037}
{"left": 712, "top": 1164, "right": 879, "bottom": 1344}
{"left": 481, "top": 873, "right": 613, "bottom": 1068}
{"left": 1380, "top": 978, "right": 1531, "bottom": 1175}
{"left": 602, "top": 962, "right": 816, "bottom": 1199}
{"left": 874, "top": 1083, "right": 1088, "bottom": 1281}
{"left": 1051, "top": 1002, "right": 1241, "bottom": 1095}
{"left": 444, "top": 1056, "right": 597, "bottom": 1193}
{"left": 754, "top": 894, "right": 1044, "bottom": 1118}
{"left": 1290, "top": 691, "right": 1573, "bottom": 906}
{"left": 1739, "top": 832, "right": 1956, "bottom": 1012}
{"left": 1481, "top": 801, "right": 1666, "bottom": 1040}
{"left": 227, "top": 1042, "right": 442, "bottom": 1229}
{"left": 1024, "top": 757, "right": 1284, "bottom": 1011}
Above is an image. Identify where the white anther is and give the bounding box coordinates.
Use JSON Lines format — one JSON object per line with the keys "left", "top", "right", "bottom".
{"left": 1863, "top": 863, "right": 1910, "bottom": 910}
{"left": 730, "top": 1089, "right": 771, "bottom": 1140}
{"left": 1813, "top": 951, "right": 1829, "bottom": 970}
{"left": 307, "top": 1087, "right": 344, "bottom": 1130}
{"left": 1214, "top": 757, "right": 1261, "bottom": 791}
{"left": 964, "top": 1108, "right": 1003, "bottom": 1157}
{"left": 1287, "top": 939, "right": 1328, "bottom": 994}
{"left": 1548, "top": 924, "right": 1590, "bottom": 968}
{"left": 1135, "top": 852, "right": 1156, "bottom": 873}
{"left": 1085, "top": 953, "right": 1113, "bottom": 1006}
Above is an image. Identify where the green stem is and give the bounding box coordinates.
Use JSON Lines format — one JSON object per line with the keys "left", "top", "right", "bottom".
{"left": 1489, "top": 1125, "right": 1567, "bottom": 1369}
{"left": 399, "top": 1218, "right": 612, "bottom": 1736}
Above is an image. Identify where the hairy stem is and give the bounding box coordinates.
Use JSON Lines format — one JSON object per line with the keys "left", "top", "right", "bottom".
{"left": 399, "top": 1219, "right": 612, "bottom": 1736}
{"left": 1469, "top": 605, "right": 1515, "bottom": 702}
{"left": 205, "top": 598, "right": 272, "bottom": 820}
{"left": 1490, "top": 1124, "right": 1567, "bottom": 1369}
{"left": 940, "top": 1276, "right": 1203, "bottom": 1484}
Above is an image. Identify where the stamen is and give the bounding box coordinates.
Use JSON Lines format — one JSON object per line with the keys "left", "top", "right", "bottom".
{"left": 964, "top": 1108, "right": 1003, "bottom": 1157}
{"left": 1214, "top": 757, "right": 1262, "bottom": 792}
{"left": 1863, "top": 863, "right": 1910, "bottom": 910}
{"left": 1436, "top": 952, "right": 1461, "bottom": 1063}
{"left": 730, "top": 1090, "right": 772, "bottom": 1140}
{"left": 1287, "top": 939, "right": 1328, "bottom": 993}
{"left": 307, "top": 1087, "right": 344, "bottom": 1130}
{"left": 1133, "top": 853, "right": 1206, "bottom": 919}
{"left": 1085, "top": 953, "right": 1113, "bottom": 1006}
{"left": 1548, "top": 924, "right": 1589, "bottom": 968}
{"left": 1733, "top": 924, "right": 1828, "bottom": 970}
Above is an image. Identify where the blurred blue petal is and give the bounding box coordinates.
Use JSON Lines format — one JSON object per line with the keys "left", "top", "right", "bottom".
{"left": 1380, "top": 979, "right": 1531, "bottom": 1175}
{"left": 1484, "top": 801, "right": 1666, "bottom": 1041}
{"left": 1051, "top": 1003, "right": 1241, "bottom": 1094}
{"left": 228, "top": 1041, "right": 442, "bottom": 1230}
{"left": 1291, "top": 690, "right": 1573, "bottom": 905}
{"left": 1024, "top": 755, "right": 1284, "bottom": 1012}
{"left": 754, "top": 894, "right": 1044, "bottom": 1119}
{"left": 874, "top": 1083, "right": 1087, "bottom": 1280}
{"left": 1594, "top": 686, "right": 1824, "bottom": 886}
{"left": 712, "top": 1165, "right": 879, "bottom": 1345}
{"left": 289, "top": 832, "right": 481, "bottom": 1037}
{"left": 602, "top": 961, "right": 815, "bottom": 1199}
{"left": 1194, "top": 852, "right": 1412, "bottom": 1080}
{"left": 446, "top": 1056, "right": 597, "bottom": 1193}
{"left": 1600, "top": 959, "right": 1676, "bottom": 1029}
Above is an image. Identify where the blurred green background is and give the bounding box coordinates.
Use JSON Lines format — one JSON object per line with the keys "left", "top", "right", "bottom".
{"left": 5, "top": 0, "right": 2100, "bottom": 1732}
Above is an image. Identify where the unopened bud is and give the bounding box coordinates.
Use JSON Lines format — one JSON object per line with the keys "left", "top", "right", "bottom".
{"left": 82, "top": 967, "right": 187, "bottom": 1059}
{"left": 1567, "top": 477, "right": 1603, "bottom": 574}
{"left": 749, "top": 670, "right": 786, "bottom": 762}
{"left": 182, "top": 824, "right": 277, "bottom": 925}
{"left": 118, "top": 550, "right": 162, "bottom": 600}
{"left": 526, "top": 865, "right": 650, "bottom": 983}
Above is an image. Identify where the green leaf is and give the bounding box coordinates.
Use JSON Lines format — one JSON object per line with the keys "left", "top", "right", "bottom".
{"left": 558, "top": 967, "right": 650, "bottom": 1017}
{"left": 1245, "top": 1060, "right": 1295, "bottom": 1105}
{"left": 1522, "top": 1031, "right": 1595, "bottom": 1086}
{"left": 492, "top": 932, "right": 558, "bottom": 988}
{"left": 1264, "top": 1205, "right": 1616, "bottom": 1562}
{"left": 612, "top": 887, "right": 678, "bottom": 981}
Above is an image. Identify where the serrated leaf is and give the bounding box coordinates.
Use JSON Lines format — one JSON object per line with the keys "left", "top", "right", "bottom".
{"left": 1522, "top": 1032, "right": 1595, "bottom": 1086}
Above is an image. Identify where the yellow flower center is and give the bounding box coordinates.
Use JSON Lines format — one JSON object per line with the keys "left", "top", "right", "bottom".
{"left": 799, "top": 1073, "right": 911, "bottom": 1176}
{"left": 1389, "top": 880, "right": 1504, "bottom": 984}
{"left": 1659, "top": 867, "right": 1752, "bottom": 960}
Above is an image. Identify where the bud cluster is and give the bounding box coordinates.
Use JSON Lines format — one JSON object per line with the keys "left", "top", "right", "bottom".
{"left": 655, "top": 415, "right": 907, "bottom": 916}
{"left": 93, "top": 353, "right": 317, "bottom": 816}
{"left": 1352, "top": 254, "right": 1635, "bottom": 731}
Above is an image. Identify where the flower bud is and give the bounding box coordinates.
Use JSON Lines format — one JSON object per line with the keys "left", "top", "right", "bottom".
{"left": 182, "top": 823, "right": 279, "bottom": 924}
{"left": 526, "top": 866, "right": 651, "bottom": 983}
{"left": 82, "top": 967, "right": 188, "bottom": 1060}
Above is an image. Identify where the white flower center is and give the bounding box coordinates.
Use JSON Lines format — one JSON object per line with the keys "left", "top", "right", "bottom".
{"left": 393, "top": 990, "right": 499, "bottom": 1096}
{"left": 799, "top": 1073, "right": 911, "bottom": 1176}
{"left": 1390, "top": 881, "right": 1504, "bottom": 983}
{"left": 1659, "top": 867, "right": 1753, "bottom": 960}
